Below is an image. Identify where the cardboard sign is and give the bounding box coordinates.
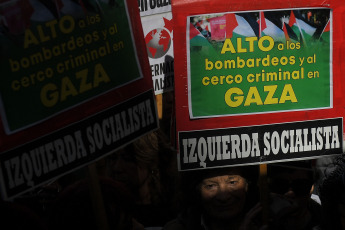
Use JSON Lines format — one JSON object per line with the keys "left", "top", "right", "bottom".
{"left": 141, "top": 11, "right": 174, "bottom": 95}
{"left": 172, "top": 0, "right": 345, "bottom": 171}
{"left": 0, "top": 0, "right": 145, "bottom": 134}
{"left": 0, "top": 0, "right": 158, "bottom": 199}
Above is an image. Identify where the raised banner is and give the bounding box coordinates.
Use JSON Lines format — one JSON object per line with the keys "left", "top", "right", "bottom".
{"left": 0, "top": 0, "right": 143, "bottom": 134}
{"left": 0, "top": 0, "right": 158, "bottom": 199}
{"left": 172, "top": 0, "right": 345, "bottom": 171}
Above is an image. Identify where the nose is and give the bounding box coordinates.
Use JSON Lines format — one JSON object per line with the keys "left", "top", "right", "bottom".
{"left": 215, "top": 184, "right": 232, "bottom": 201}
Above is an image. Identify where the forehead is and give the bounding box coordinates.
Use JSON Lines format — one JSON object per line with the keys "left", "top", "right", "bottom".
{"left": 202, "top": 174, "right": 244, "bottom": 182}
{"left": 201, "top": 167, "right": 245, "bottom": 180}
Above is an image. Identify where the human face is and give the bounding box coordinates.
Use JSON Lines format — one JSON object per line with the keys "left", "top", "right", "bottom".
{"left": 269, "top": 169, "right": 313, "bottom": 206}
{"left": 110, "top": 149, "right": 142, "bottom": 190}
{"left": 199, "top": 174, "right": 248, "bottom": 220}
{"left": 269, "top": 168, "right": 314, "bottom": 230}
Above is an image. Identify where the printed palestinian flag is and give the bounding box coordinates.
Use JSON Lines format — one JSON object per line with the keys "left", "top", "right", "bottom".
{"left": 259, "top": 11, "right": 285, "bottom": 42}
{"left": 292, "top": 10, "right": 317, "bottom": 44}
{"left": 283, "top": 22, "right": 299, "bottom": 42}
{"left": 0, "top": 0, "right": 34, "bottom": 35}
{"left": 225, "top": 13, "right": 258, "bottom": 39}
{"left": 189, "top": 22, "right": 212, "bottom": 47}
{"left": 288, "top": 10, "right": 302, "bottom": 40}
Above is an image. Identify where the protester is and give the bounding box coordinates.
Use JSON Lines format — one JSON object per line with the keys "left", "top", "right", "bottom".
{"left": 318, "top": 154, "right": 345, "bottom": 230}
{"left": 267, "top": 160, "right": 322, "bottom": 230}
{"left": 163, "top": 165, "right": 265, "bottom": 230}
{"left": 312, "top": 155, "right": 338, "bottom": 201}
{"left": 106, "top": 129, "right": 179, "bottom": 229}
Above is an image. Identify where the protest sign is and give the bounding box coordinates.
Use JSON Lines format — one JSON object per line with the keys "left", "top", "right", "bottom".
{"left": 172, "top": 0, "right": 345, "bottom": 171}
{"left": 0, "top": 0, "right": 158, "bottom": 199}
{"left": 141, "top": 12, "right": 174, "bottom": 95}
{"left": 139, "top": 0, "right": 174, "bottom": 95}
{"left": 0, "top": 0, "right": 147, "bottom": 134}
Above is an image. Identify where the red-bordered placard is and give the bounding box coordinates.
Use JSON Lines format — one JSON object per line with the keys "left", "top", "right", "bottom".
{"left": 0, "top": 0, "right": 158, "bottom": 200}
{"left": 0, "top": 0, "right": 154, "bottom": 152}
{"left": 172, "top": 0, "right": 345, "bottom": 171}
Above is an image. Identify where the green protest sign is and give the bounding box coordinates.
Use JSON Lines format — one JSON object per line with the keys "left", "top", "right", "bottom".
{"left": 0, "top": 0, "right": 142, "bottom": 133}
{"left": 188, "top": 9, "right": 331, "bottom": 118}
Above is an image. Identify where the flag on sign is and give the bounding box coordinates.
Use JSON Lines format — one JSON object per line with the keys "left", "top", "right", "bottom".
{"left": 0, "top": 0, "right": 33, "bottom": 35}
{"left": 259, "top": 11, "right": 266, "bottom": 37}
{"left": 283, "top": 23, "right": 290, "bottom": 41}
{"left": 259, "top": 11, "right": 285, "bottom": 42}
{"left": 226, "top": 13, "right": 257, "bottom": 39}
{"left": 189, "top": 22, "right": 212, "bottom": 47}
{"left": 293, "top": 10, "right": 317, "bottom": 44}
{"left": 225, "top": 13, "right": 238, "bottom": 38}
{"left": 288, "top": 10, "right": 302, "bottom": 41}
{"left": 283, "top": 22, "right": 299, "bottom": 42}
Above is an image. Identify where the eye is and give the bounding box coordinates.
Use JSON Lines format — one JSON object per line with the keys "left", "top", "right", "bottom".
{"left": 228, "top": 180, "right": 239, "bottom": 185}
{"left": 204, "top": 183, "right": 218, "bottom": 190}
{"left": 226, "top": 176, "right": 243, "bottom": 185}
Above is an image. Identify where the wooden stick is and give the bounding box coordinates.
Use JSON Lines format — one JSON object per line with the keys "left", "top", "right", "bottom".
{"left": 86, "top": 163, "right": 110, "bottom": 230}
{"left": 259, "top": 163, "right": 269, "bottom": 225}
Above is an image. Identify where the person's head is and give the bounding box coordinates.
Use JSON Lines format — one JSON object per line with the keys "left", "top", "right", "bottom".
{"left": 198, "top": 167, "right": 249, "bottom": 220}
{"left": 179, "top": 165, "right": 259, "bottom": 222}
{"left": 267, "top": 160, "right": 317, "bottom": 229}
{"left": 107, "top": 129, "right": 177, "bottom": 205}
{"left": 318, "top": 155, "right": 345, "bottom": 230}
{"left": 268, "top": 160, "right": 314, "bottom": 202}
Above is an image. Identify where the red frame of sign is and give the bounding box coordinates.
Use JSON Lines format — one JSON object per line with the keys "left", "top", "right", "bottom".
{"left": 172, "top": 0, "right": 345, "bottom": 144}
{"left": 0, "top": 0, "right": 153, "bottom": 153}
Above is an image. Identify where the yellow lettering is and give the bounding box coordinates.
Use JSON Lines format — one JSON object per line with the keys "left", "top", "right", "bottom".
{"left": 41, "top": 83, "right": 58, "bottom": 107}
{"left": 258, "top": 36, "right": 274, "bottom": 52}
{"left": 245, "top": 37, "right": 258, "bottom": 52}
{"left": 93, "top": 63, "right": 110, "bottom": 87}
{"left": 244, "top": 87, "right": 263, "bottom": 106}
{"left": 264, "top": 85, "right": 278, "bottom": 104}
{"left": 221, "top": 38, "right": 236, "bottom": 54}
{"left": 225, "top": 87, "right": 243, "bottom": 107}
{"left": 237, "top": 38, "right": 247, "bottom": 53}
{"left": 24, "top": 29, "right": 39, "bottom": 48}
{"left": 76, "top": 69, "right": 92, "bottom": 93}
{"left": 202, "top": 77, "right": 210, "bottom": 85}
{"left": 279, "top": 84, "right": 297, "bottom": 103}
{"left": 60, "top": 77, "right": 78, "bottom": 102}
